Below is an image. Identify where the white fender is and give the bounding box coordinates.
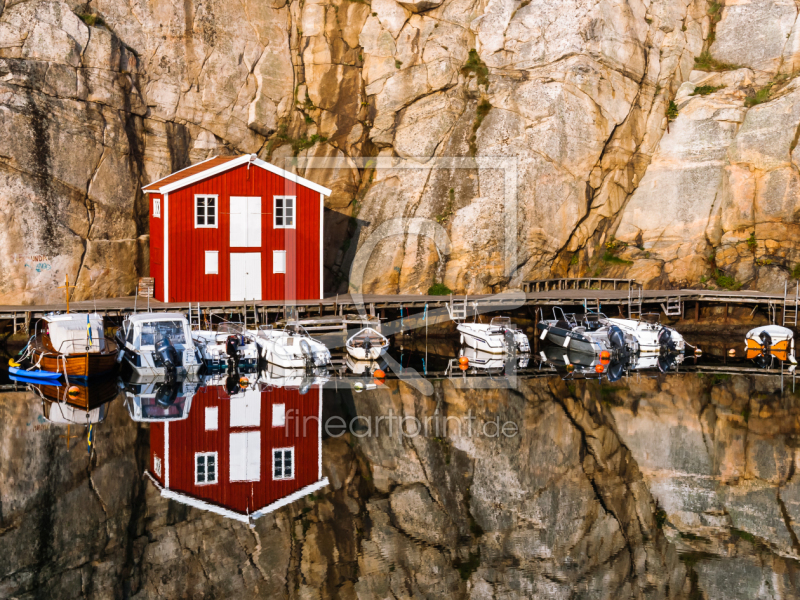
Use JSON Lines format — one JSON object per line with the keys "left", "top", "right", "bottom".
{"left": 562, "top": 335, "right": 571, "bottom": 348}
{"left": 540, "top": 327, "right": 549, "bottom": 340}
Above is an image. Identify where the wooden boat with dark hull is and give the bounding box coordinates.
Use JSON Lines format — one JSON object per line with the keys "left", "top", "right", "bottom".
{"left": 30, "top": 313, "right": 119, "bottom": 378}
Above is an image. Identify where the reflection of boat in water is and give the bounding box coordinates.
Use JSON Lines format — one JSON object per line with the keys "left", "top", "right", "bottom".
{"left": 192, "top": 322, "right": 259, "bottom": 371}
{"left": 116, "top": 313, "right": 202, "bottom": 377}
{"left": 458, "top": 317, "right": 530, "bottom": 354}
{"left": 25, "top": 313, "right": 118, "bottom": 378}
{"left": 344, "top": 355, "right": 385, "bottom": 376}
{"left": 259, "top": 364, "right": 330, "bottom": 393}
{"left": 540, "top": 346, "right": 628, "bottom": 381}
{"left": 22, "top": 376, "right": 119, "bottom": 424}
{"left": 122, "top": 375, "right": 198, "bottom": 422}
{"left": 346, "top": 328, "right": 389, "bottom": 361}
{"left": 460, "top": 347, "right": 505, "bottom": 371}
{"left": 144, "top": 383, "right": 329, "bottom": 524}
{"left": 745, "top": 325, "right": 796, "bottom": 364}
{"left": 255, "top": 323, "right": 332, "bottom": 369}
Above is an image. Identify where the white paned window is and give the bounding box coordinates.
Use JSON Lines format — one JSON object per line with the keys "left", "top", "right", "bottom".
{"left": 230, "top": 390, "right": 261, "bottom": 427}
{"left": 154, "top": 456, "right": 162, "bottom": 477}
{"left": 273, "top": 447, "right": 294, "bottom": 480}
{"left": 205, "top": 406, "right": 219, "bottom": 431}
{"left": 153, "top": 198, "right": 161, "bottom": 218}
{"left": 229, "top": 431, "right": 261, "bottom": 482}
{"left": 195, "top": 452, "right": 218, "bottom": 485}
{"left": 272, "top": 403, "right": 286, "bottom": 427}
{"left": 273, "top": 250, "right": 286, "bottom": 274}
{"left": 195, "top": 195, "right": 218, "bottom": 228}
{"left": 205, "top": 251, "right": 219, "bottom": 274}
{"left": 273, "top": 196, "right": 295, "bottom": 229}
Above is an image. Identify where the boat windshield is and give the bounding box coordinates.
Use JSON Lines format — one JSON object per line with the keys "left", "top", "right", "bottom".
{"left": 216, "top": 322, "right": 246, "bottom": 334}
{"left": 285, "top": 323, "right": 310, "bottom": 337}
{"left": 140, "top": 321, "right": 187, "bottom": 346}
{"left": 490, "top": 317, "right": 511, "bottom": 326}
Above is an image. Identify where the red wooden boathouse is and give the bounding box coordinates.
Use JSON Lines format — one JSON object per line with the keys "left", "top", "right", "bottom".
{"left": 144, "top": 154, "right": 331, "bottom": 303}
{"left": 146, "top": 383, "right": 328, "bottom": 524}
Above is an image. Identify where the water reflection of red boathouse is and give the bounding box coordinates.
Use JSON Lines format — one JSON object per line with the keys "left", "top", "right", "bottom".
{"left": 147, "top": 384, "right": 327, "bottom": 523}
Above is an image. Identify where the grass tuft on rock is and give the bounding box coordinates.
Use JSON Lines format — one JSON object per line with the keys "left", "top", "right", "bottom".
{"left": 691, "top": 85, "right": 723, "bottom": 96}
{"left": 427, "top": 283, "right": 452, "bottom": 295}
{"left": 745, "top": 84, "right": 773, "bottom": 107}
{"left": 468, "top": 99, "right": 492, "bottom": 156}
{"left": 667, "top": 100, "right": 679, "bottom": 121}
{"left": 461, "top": 50, "right": 489, "bottom": 87}
{"left": 693, "top": 51, "right": 740, "bottom": 72}
{"left": 792, "top": 264, "right": 800, "bottom": 279}
{"left": 715, "top": 272, "right": 743, "bottom": 290}
{"left": 77, "top": 13, "right": 105, "bottom": 27}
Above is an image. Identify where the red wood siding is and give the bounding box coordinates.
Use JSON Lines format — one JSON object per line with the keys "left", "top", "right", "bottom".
{"left": 162, "top": 385, "right": 321, "bottom": 514}
{"left": 149, "top": 193, "right": 165, "bottom": 301}
{"left": 163, "top": 163, "right": 321, "bottom": 302}
{"left": 150, "top": 421, "right": 165, "bottom": 486}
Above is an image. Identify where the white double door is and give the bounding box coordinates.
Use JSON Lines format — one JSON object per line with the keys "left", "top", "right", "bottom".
{"left": 230, "top": 196, "right": 262, "bottom": 301}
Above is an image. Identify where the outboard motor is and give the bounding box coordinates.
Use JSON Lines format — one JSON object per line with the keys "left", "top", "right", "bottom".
{"left": 658, "top": 327, "right": 676, "bottom": 352}
{"left": 608, "top": 325, "right": 627, "bottom": 357}
{"left": 155, "top": 380, "right": 180, "bottom": 407}
{"left": 759, "top": 330, "right": 773, "bottom": 356}
{"left": 226, "top": 335, "right": 241, "bottom": 370}
{"left": 607, "top": 360, "right": 625, "bottom": 382}
{"left": 657, "top": 353, "right": 676, "bottom": 374}
{"left": 300, "top": 339, "right": 314, "bottom": 370}
{"left": 225, "top": 374, "right": 240, "bottom": 396}
{"left": 155, "top": 336, "right": 179, "bottom": 383}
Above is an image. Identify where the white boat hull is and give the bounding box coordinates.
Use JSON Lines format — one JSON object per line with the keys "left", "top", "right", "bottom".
{"left": 457, "top": 323, "right": 530, "bottom": 354}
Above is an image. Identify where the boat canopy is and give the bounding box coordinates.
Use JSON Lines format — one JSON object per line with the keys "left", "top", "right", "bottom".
{"left": 44, "top": 313, "right": 105, "bottom": 354}
{"left": 43, "top": 401, "right": 106, "bottom": 424}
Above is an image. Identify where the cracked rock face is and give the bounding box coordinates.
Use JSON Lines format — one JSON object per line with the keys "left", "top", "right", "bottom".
{"left": 2, "top": 0, "right": 800, "bottom": 301}
{"left": 4, "top": 375, "right": 800, "bottom": 598}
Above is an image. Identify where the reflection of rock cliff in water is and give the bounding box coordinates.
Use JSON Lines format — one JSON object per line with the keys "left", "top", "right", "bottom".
{"left": 3, "top": 0, "right": 800, "bottom": 301}
{"left": 3, "top": 374, "right": 800, "bottom": 597}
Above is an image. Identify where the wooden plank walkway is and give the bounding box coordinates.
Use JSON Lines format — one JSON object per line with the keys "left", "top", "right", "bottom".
{"left": 0, "top": 287, "right": 789, "bottom": 318}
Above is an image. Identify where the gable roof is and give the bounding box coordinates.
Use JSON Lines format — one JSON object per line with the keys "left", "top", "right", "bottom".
{"left": 142, "top": 154, "right": 332, "bottom": 196}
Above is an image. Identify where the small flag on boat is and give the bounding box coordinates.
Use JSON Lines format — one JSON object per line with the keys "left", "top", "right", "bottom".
{"left": 86, "top": 314, "right": 93, "bottom": 346}
{"left": 87, "top": 424, "right": 94, "bottom": 455}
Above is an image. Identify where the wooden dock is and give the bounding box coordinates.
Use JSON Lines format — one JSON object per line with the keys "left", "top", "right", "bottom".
{"left": 1, "top": 280, "right": 798, "bottom": 336}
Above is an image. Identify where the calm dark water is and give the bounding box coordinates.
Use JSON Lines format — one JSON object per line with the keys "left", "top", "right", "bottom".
{"left": 2, "top": 334, "right": 800, "bottom": 599}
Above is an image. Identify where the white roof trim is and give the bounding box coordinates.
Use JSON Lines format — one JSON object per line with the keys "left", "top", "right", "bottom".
{"left": 144, "top": 470, "right": 329, "bottom": 525}
{"left": 143, "top": 155, "right": 332, "bottom": 197}
{"left": 252, "top": 158, "right": 332, "bottom": 197}
{"left": 250, "top": 478, "right": 330, "bottom": 520}
{"left": 141, "top": 155, "right": 222, "bottom": 192}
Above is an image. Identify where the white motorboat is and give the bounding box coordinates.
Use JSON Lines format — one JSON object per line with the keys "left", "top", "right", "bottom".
{"left": 346, "top": 327, "right": 389, "bottom": 360}
{"left": 255, "top": 322, "right": 332, "bottom": 369}
{"left": 606, "top": 317, "right": 685, "bottom": 354}
{"left": 191, "top": 322, "right": 259, "bottom": 371}
{"left": 458, "top": 316, "right": 531, "bottom": 354}
{"left": 745, "top": 325, "right": 796, "bottom": 363}
{"left": 122, "top": 375, "right": 198, "bottom": 422}
{"left": 115, "top": 313, "right": 202, "bottom": 377}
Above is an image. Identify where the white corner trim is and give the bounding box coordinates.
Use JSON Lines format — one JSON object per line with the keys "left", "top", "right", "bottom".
{"left": 159, "top": 155, "right": 252, "bottom": 194}
{"left": 250, "top": 478, "right": 330, "bottom": 520}
{"left": 164, "top": 421, "right": 170, "bottom": 488}
{"left": 319, "top": 193, "right": 324, "bottom": 300}
{"left": 254, "top": 159, "right": 332, "bottom": 197}
{"left": 318, "top": 386, "right": 323, "bottom": 480}
{"left": 163, "top": 193, "right": 169, "bottom": 303}
{"left": 141, "top": 155, "right": 221, "bottom": 191}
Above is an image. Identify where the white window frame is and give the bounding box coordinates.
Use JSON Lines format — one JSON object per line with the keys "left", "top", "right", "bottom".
{"left": 272, "top": 447, "right": 295, "bottom": 480}
{"left": 273, "top": 250, "right": 286, "bottom": 274}
{"left": 154, "top": 456, "right": 162, "bottom": 477}
{"left": 204, "top": 251, "right": 219, "bottom": 275}
{"left": 153, "top": 197, "right": 161, "bottom": 218}
{"left": 194, "top": 194, "right": 218, "bottom": 229}
{"left": 273, "top": 196, "right": 296, "bottom": 229}
{"left": 195, "top": 452, "right": 218, "bottom": 485}
{"left": 205, "top": 406, "right": 219, "bottom": 430}
{"left": 272, "top": 403, "right": 286, "bottom": 427}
